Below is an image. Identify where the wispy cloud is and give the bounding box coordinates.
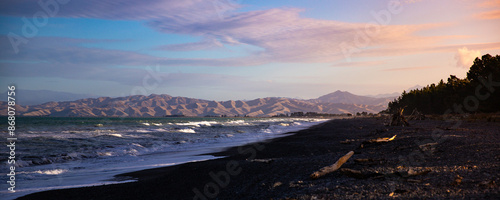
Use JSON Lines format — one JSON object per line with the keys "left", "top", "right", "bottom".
{"left": 2, "top": 0, "right": 498, "bottom": 69}
{"left": 0, "top": 0, "right": 236, "bottom": 21}
{"left": 0, "top": 0, "right": 464, "bottom": 64}
{"left": 155, "top": 38, "right": 224, "bottom": 51}
{"left": 475, "top": 0, "right": 500, "bottom": 19}
{"left": 382, "top": 66, "right": 433, "bottom": 72}
{"left": 354, "top": 42, "right": 500, "bottom": 58}
{"left": 476, "top": 10, "right": 500, "bottom": 19}
{"left": 330, "top": 60, "right": 387, "bottom": 67}
{"left": 149, "top": 8, "right": 459, "bottom": 63}
{"left": 478, "top": 0, "right": 500, "bottom": 8}
{"left": 0, "top": 36, "right": 267, "bottom": 68}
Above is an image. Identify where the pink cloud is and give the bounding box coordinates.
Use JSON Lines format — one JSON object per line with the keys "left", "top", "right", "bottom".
{"left": 477, "top": 0, "right": 500, "bottom": 8}
{"left": 149, "top": 8, "right": 456, "bottom": 63}
{"left": 330, "top": 60, "right": 388, "bottom": 68}
{"left": 2, "top": 0, "right": 497, "bottom": 67}
{"left": 0, "top": 0, "right": 451, "bottom": 64}
{"left": 455, "top": 47, "right": 481, "bottom": 68}
{"left": 476, "top": 10, "right": 500, "bottom": 19}
{"left": 382, "top": 66, "right": 433, "bottom": 72}
{"left": 354, "top": 42, "right": 500, "bottom": 58}
{"left": 475, "top": 0, "right": 500, "bottom": 20}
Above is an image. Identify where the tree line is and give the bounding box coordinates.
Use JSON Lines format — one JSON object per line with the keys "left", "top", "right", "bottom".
{"left": 387, "top": 54, "right": 500, "bottom": 115}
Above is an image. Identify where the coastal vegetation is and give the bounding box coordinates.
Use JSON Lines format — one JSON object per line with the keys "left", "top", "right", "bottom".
{"left": 387, "top": 54, "right": 500, "bottom": 114}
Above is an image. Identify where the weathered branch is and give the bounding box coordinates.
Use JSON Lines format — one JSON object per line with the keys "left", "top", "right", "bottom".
{"left": 310, "top": 151, "right": 354, "bottom": 179}
{"left": 372, "top": 135, "right": 397, "bottom": 143}
{"left": 359, "top": 135, "right": 397, "bottom": 148}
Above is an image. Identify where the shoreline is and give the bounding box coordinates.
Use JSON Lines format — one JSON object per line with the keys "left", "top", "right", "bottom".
{"left": 18, "top": 118, "right": 499, "bottom": 199}
{"left": 3, "top": 117, "right": 328, "bottom": 200}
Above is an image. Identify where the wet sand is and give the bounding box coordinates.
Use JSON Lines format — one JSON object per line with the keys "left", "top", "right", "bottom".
{"left": 18, "top": 118, "right": 500, "bottom": 199}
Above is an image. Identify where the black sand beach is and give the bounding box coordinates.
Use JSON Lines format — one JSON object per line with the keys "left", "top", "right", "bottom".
{"left": 18, "top": 118, "right": 499, "bottom": 199}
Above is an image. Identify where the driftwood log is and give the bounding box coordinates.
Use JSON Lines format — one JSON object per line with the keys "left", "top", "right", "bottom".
{"left": 359, "top": 135, "right": 397, "bottom": 149}
{"left": 368, "top": 135, "right": 397, "bottom": 143}
{"left": 310, "top": 151, "right": 354, "bottom": 179}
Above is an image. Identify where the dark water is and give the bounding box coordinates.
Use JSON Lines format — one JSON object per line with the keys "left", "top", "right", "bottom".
{"left": 0, "top": 117, "right": 328, "bottom": 199}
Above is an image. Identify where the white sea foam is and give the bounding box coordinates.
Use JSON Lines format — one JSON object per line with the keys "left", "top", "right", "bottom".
{"left": 35, "top": 169, "right": 68, "bottom": 175}
{"left": 6, "top": 117, "right": 330, "bottom": 200}
{"left": 109, "top": 133, "right": 123, "bottom": 137}
{"left": 175, "top": 121, "right": 218, "bottom": 127}
{"left": 222, "top": 120, "right": 251, "bottom": 126}
{"left": 135, "top": 129, "right": 152, "bottom": 133}
{"left": 177, "top": 128, "right": 196, "bottom": 133}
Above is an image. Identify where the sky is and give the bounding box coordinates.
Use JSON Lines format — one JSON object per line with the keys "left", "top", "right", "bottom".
{"left": 1, "top": 0, "right": 499, "bottom": 101}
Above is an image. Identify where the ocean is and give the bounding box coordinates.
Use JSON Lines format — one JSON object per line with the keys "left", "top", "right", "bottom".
{"left": 1, "top": 117, "right": 329, "bottom": 199}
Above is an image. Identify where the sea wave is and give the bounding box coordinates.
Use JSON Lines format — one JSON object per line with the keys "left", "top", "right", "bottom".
{"left": 4, "top": 117, "right": 328, "bottom": 169}
{"left": 177, "top": 128, "right": 196, "bottom": 133}
{"left": 0, "top": 117, "right": 330, "bottom": 200}
{"left": 35, "top": 169, "right": 68, "bottom": 175}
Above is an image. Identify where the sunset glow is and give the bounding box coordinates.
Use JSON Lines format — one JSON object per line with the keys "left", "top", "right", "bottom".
{"left": 1, "top": 0, "right": 499, "bottom": 100}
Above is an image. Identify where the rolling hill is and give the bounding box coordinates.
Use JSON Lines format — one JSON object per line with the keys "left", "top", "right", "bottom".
{"left": 312, "top": 90, "right": 393, "bottom": 106}
{"left": 0, "top": 92, "right": 393, "bottom": 117}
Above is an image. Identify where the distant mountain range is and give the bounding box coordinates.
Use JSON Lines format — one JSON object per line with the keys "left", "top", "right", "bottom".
{"left": 0, "top": 91, "right": 396, "bottom": 117}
